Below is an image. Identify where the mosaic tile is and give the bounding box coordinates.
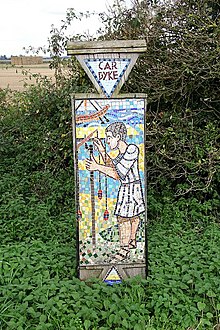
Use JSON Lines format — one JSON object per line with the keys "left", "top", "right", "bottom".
{"left": 74, "top": 98, "right": 146, "bottom": 266}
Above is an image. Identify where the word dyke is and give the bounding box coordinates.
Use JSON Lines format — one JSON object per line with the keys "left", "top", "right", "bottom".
{"left": 67, "top": 40, "right": 147, "bottom": 282}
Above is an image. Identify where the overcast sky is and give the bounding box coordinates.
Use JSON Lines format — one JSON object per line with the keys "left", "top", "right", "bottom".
{"left": 0, "top": 0, "right": 131, "bottom": 57}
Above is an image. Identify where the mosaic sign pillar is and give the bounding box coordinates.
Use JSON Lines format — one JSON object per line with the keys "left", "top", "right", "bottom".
{"left": 67, "top": 40, "right": 147, "bottom": 283}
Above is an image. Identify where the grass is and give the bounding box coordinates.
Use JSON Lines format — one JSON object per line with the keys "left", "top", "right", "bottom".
{"left": 0, "top": 220, "right": 219, "bottom": 330}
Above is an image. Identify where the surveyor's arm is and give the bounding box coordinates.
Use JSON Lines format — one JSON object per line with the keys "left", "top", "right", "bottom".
{"left": 85, "top": 155, "right": 119, "bottom": 180}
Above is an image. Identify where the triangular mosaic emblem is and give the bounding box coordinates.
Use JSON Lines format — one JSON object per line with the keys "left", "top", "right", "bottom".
{"left": 104, "top": 266, "right": 122, "bottom": 285}
{"left": 84, "top": 58, "right": 131, "bottom": 97}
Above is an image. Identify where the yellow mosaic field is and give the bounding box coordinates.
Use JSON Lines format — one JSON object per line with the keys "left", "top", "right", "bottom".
{"left": 79, "top": 193, "right": 117, "bottom": 240}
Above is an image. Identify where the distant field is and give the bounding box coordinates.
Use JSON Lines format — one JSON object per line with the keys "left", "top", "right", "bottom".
{"left": 0, "top": 63, "right": 55, "bottom": 91}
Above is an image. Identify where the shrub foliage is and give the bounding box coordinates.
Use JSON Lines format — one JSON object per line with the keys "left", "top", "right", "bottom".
{"left": 100, "top": 0, "right": 220, "bottom": 215}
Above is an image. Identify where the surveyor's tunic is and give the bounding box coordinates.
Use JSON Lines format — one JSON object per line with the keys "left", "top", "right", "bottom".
{"left": 112, "top": 144, "right": 145, "bottom": 218}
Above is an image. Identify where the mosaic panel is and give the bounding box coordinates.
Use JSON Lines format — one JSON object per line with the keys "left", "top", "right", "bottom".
{"left": 73, "top": 98, "right": 146, "bottom": 266}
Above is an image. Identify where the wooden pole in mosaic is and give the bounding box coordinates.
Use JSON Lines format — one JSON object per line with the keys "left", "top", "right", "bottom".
{"left": 67, "top": 40, "right": 147, "bottom": 283}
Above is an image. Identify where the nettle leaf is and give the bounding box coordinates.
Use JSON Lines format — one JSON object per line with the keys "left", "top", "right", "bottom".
{"left": 122, "top": 318, "right": 129, "bottom": 328}
{"left": 24, "top": 294, "right": 34, "bottom": 301}
{"left": 39, "top": 314, "right": 47, "bottom": 323}
{"left": 197, "top": 302, "right": 206, "bottom": 311}
{"left": 206, "top": 312, "right": 214, "bottom": 319}
{"left": 206, "top": 290, "right": 216, "bottom": 298}
{"left": 134, "top": 324, "right": 143, "bottom": 330}
{"left": 108, "top": 314, "right": 115, "bottom": 325}
{"left": 84, "top": 319, "right": 91, "bottom": 330}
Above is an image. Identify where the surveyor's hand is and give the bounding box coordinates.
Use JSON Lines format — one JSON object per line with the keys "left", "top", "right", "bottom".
{"left": 93, "top": 138, "right": 105, "bottom": 153}
{"left": 85, "top": 155, "right": 99, "bottom": 171}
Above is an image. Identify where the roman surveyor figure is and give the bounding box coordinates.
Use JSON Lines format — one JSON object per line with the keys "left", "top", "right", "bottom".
{"left": 86, "top": 121, "right": 145, "bottom": 262}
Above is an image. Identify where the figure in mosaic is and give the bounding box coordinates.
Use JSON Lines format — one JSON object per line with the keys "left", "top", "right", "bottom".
{"left": 86, "top": 121, "right": 145, "bottom": 262}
